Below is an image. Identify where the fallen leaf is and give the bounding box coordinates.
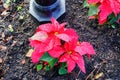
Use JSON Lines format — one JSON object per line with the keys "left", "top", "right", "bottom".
{"left": 1, "top": 10, "right": 9, "bottom": 16}
{"left": 8, "top": 24, "right": 14, "bottom": 32}
{"left": 0, "top": 45, "right": 7, "bottom": 50}
{"left": 94, "top": 72, "right": 104, "bottom": 79}
{"left": 19, "top": 15, "right": 24, "bottom": 20}
{"left": 3, "top": 3, "right": 9, "bottom": 10}
{"left": 26, "top": 49, "right": 34, "bottom": 57}
{"left": 21, "top": 59, "right": 26, "bottom": 64}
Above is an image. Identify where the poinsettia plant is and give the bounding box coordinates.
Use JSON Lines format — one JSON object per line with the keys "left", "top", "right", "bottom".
{"left": 84, "top": 0, "right": 120, "bottom": 28}
{"left": 29, "top": 18, "right": 95, "bottom": 75}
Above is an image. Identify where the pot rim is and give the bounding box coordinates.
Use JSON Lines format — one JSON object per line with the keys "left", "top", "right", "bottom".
{"left": 33, "top": 0, "right": 60, "bottom": 11}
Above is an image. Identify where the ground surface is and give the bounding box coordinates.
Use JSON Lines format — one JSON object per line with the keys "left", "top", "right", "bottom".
{"left": 0, "top": 0, "right": 120, "bottom": 80}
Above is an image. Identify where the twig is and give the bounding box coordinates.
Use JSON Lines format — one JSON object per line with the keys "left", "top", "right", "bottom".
{"left": 76, "top": 70, "right": 81, "bottom": 79}
{"left": 0, "top": 52, "right": 8, "bottom": 69}
{"left": 85, "top": 67, "right": 97, "bottom": 80}
{"left": 85, "top": 60, "right": 107, "bottom": 80}
{"left": 0, "top": 66, "right": 9, "bottom": 77}
{"left": 96, "top": 60, "right": 107, "bottom": 74}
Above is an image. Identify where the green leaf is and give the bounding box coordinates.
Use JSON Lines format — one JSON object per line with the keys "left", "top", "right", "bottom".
{"left": 111, "top": 24, "right": 116, "bottom": 28}
{"left": 8, "top": 25, "right": 14, "bottom": 32}
{"left": 108, "top": 13, "right": 115, "bottom": 19}
{"left": 83, "top": 0, "right": 89, "bottom": 7}
{"left": 58, "top": 67, "right": 67, "bottom": 75}
{"left": 17, "top": 5, "right": 22, "bottom": 11}
{"left": 6, "top": 0, "right": 10, "bottom": 4}
{"left": 45, "top": 65, "right": 50, "bottom": 71}
{"left": 19, "top": 16, "right": 24, "bottom": 21}
{"left": 40, "top": 52, "right": 53, "bottom": 62}
{"left": 49, "top": 58, "right": 58, "bottom": 68}
{"left": 40, "top": 52, "right": 58, "bottom": 68}
{"left": 58, "top": 63, "right": 67, "bottom": 75}
{"left": 13, "top": 0, "right": 16, "bottom": 2}
{"left": 61, "top": 62, "right": 67, "bottom": 68}
{"left": 108, "top": 14, "right": 117, "bottom": 24}
{"left": 88, "top": 4, "right": 99, "bottom": 16}
{"left": 117, "top": 14, "right": 120, "bottom": 19}
{"left": 36, "top": 64, "right": 43, "bottom": 71}
{"left": 109, "top": 17, "right": 117, "bottom": 24}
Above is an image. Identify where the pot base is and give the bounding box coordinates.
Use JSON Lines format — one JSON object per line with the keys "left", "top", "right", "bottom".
{"left": 29, "top": 0, "right": 65, "bottom": 22}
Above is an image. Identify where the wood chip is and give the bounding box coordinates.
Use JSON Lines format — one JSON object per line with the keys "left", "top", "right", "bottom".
{"left": 0, "top": 57, "right": 3, "bottom": 63}
{"left": 0, "top": 45, "right": 7, "bottom": 50}
{"left": 0, "top": 6, "right": 4, "bottom": 13}
{"left": 0, "top": 0, "right": 2, "bottom": 4}
{"left": 21, "top": 59, "right": 26, "bottom": 64}
{"left": 26, "top": 49, "right": 34, "bottom": 57}
{"left": 6, "top": 36, "right": 13, "bottom": 41}
{"left": 1, "top": 32, "right": 5, "bottom": 38}
{"left": 24, "top": 0, "right": 30, "bottom": 3}
{"left": 11, "top": 41, "right": 17, "bottom": 47}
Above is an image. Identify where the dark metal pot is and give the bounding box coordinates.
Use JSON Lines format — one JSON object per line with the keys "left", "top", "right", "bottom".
{"left": 35, "top": 0, "right": 57, "bottom": 6}
{"left": 29, "top": 0, "right": 65, "bottom": 22}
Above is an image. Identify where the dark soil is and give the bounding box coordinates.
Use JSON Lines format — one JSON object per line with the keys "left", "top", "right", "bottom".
{"left": 0, "top": 0, "right": 120, "bottom": 80}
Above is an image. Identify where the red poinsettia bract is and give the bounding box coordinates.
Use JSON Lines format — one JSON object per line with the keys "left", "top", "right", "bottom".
{"left": 88, "top": 0, "right": 120, "bottom": 24}
{"left": 59, "top": 39, "right": 95, "bottom": 73}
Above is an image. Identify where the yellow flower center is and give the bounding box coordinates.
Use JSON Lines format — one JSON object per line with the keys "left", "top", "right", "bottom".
{"left": 54, "top": 32, "right": 59, "bottom": 35}
{"left": 77, "top": 41, "right": 80, "bottom": 45}
{"left": 68, "top": 51, "right": 72, "bottom": 54}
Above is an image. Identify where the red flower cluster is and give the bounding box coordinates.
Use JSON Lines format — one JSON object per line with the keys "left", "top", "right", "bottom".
{"left": 88, "top": 0, "right": 120, "bottom": 24}
{"left": 29, "top": 18, "right": 95, "bottom": 73}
